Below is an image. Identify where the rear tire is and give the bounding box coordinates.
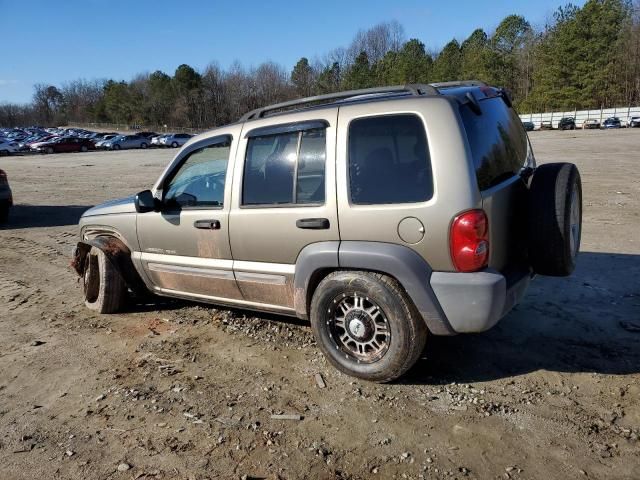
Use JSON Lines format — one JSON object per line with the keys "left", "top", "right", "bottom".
{"left": 46, "top": 147, "right": 54, "bottom": 154}
{"left": 83, "top": 247, "right": 127, "bottom": 313}
{"left": 141, "top": 143, "right": 147, "bottom": 149}
{"left": 80, "top": 145, "right": 88, "bottom": 152}
{"left": 113, "top": 144, "right": 121, "bottom": 150}
{"left": 310, "top": 271, "right": 427, "bottom": 383}
{"left": 171, "top": 141, "right": 178, "bottom": 148}
{"left": 527, "top": 163, "right": 582, "bottom": 276}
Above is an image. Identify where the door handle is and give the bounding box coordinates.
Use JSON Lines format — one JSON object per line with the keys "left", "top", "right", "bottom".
{"left": 296, "top": 218, "right": 330, "bottom": 230}
{"left": 194, "top": 219, "right": 221, "bottom": 230}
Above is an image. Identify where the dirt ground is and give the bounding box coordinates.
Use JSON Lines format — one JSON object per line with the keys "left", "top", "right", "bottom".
{"left": 0, "top": 130, "right": 638, "bottom": 480}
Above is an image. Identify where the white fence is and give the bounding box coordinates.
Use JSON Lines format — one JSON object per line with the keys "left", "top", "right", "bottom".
{"left": 520, "top": 106, "right": 640, "bottom": 128}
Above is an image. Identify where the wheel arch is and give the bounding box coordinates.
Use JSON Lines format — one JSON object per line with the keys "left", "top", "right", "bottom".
{"left": 293, "top": 241, "right": 455, "bottom": 335}
{"left": 72, "top": 235, "right": 148, "bottom": 296}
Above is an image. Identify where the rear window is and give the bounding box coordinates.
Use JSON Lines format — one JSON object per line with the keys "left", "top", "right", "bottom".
{"left": 460, "top": 97, "right": 528, "bottom": 190}
{"left": 348, "top": 114, "right": 432, "bottom": 205}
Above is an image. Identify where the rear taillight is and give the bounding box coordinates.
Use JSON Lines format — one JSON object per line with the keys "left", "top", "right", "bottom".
{"left": 450, "top": 209, "right": 489, "bottom": 272}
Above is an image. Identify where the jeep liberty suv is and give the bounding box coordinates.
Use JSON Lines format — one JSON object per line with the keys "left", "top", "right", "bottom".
{"left": 72, "top": 81, "right": 582, "bottom": 382}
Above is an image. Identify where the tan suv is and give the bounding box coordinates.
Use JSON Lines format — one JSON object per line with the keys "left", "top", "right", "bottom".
{"left": 72, "top": 82, "right": 582, "bottom": 382}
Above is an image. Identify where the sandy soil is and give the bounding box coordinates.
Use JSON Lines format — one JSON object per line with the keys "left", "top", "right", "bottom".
{"left": 0, "top": 130, "right": 638, "bottom": 480}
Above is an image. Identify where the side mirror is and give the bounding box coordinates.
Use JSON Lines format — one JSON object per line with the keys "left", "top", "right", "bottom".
{"left": 135, "top": 190, "right": 158, "bottom": 213}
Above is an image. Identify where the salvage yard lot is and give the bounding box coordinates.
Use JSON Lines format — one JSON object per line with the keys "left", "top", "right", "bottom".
{"left": 0, "top": 129, "right": 639, "bottom": 480}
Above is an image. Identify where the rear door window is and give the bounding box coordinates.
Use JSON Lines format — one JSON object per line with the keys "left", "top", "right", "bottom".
{"left": 348, "top": 114, "right": 432, "bottom": 205}
{"left": 242, "top": 128, "right": 326, "bottom": 206}
{"left": 460, "top": 97, "right": 528, "bottom": 190}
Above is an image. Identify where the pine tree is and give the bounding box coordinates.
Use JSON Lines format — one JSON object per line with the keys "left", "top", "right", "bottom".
{"left": 432, "top": 40, "right": 462, "bottom": 82}
{"left": 342, "top": 52, "right": 373, "bottom": 90}
{"left": 291, "top": 57, "right": 315, "bottom": 97}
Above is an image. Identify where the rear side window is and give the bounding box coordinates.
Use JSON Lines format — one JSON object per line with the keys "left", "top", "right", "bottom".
{"left": 348, "top": 114, "right": 432, "bottom": 205}
{"left": 243, "top": 128, "right": 326, "bottom": 206}
{"left": 460, "top": 97, "right": 528, "bottom": 190}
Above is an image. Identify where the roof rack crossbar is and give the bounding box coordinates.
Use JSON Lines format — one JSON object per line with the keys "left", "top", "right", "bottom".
{"left": 239, "top": 83, "right": 439, "bottom": 122}
{"left": 430, "top": 80, "right": 487, "bottom": 89}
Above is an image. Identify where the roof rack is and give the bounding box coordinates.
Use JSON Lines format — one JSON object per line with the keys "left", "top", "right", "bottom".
{"left": 430, "top": 80, "right": 487, "bottom": 89}
{"left": 239, "top": 84, "right": 439, "bottom": 122}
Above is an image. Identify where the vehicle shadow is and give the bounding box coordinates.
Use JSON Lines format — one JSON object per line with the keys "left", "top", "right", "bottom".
{"left": 1, "top": 204, "right": 93, "bottom": 229}
{"left": 119, "top": 251, "right": 640, "bottom": 383}
{"left": 402, "top": 251, "right": 640, "bottom": 385}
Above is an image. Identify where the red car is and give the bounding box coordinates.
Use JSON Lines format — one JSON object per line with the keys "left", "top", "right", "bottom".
{"left": 33, "top": 137, "right": 96, "bottom": 154}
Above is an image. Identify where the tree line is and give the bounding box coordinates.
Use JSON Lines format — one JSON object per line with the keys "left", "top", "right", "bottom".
{"left": 1, "top": 0, "right": 639, "bottom": 129}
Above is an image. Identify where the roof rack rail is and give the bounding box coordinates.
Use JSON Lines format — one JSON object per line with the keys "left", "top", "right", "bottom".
{"left": 239, "top": 83, "right": 439, "bottom": 122}
{"left": 430, "top": 80, "right": 487, "bottom": 89}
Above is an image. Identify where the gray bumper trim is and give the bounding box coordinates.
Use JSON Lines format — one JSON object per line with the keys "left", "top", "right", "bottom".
{"left": 430, "top": 269, "right": 529, "bottom": 333}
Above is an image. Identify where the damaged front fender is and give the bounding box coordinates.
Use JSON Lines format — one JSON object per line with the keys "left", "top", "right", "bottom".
{"left": 71, "top": 236, "right": 148, "bottom": 296}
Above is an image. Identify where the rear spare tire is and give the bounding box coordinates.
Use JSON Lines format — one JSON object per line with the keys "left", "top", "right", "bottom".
{"left": 527, "top": 163, "right": 582, "bottom": 276}
{"left": 83, "top": 247, "right": 127, "bottom": 313}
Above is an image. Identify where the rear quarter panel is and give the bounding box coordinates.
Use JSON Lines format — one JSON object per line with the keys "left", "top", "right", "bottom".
{"left": 336, "top": 96, "right": 481, "bottom": 271}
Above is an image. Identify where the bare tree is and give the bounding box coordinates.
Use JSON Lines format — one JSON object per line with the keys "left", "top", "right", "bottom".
{"left": 346, "top": 21, "right": 406, "bottom": 64}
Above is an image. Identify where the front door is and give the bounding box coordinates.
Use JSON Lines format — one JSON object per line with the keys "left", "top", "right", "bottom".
{"left": 229, "top": 110, "right": 339, "bottom": 312}
{"left": 137, "top": 131, "right": 242, "bottom": 301}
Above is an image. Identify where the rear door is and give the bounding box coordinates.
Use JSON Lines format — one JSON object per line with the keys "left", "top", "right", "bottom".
{"left": 458, "top": 95, "right": 532, "bottom": 272}
{"left": 229, "top": 109, "right": 339, "bottom": 312}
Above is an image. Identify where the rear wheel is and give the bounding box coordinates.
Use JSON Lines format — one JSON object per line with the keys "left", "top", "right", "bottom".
{"left": 80, "top": 145, "right": 88, "bottom": 152}
{"left": 527, "top": 163, "right": 582, "bottom": 276}
{"left": 113, "top": 144, "right": 121, "bottom": 150}
{"left": 310, "top": 271, "right": 427, "bottom": 383}
{"left": 171, "top": 141, "right": 178, "bottom": 148}
{"left": 46, "top": 147, "right": 54, "bottom": 154}
{"left": 141, "top": 142, "right": 147, "bottom": 149}
{"left": 83, "top": 247, "right": 127, "bottom": 313}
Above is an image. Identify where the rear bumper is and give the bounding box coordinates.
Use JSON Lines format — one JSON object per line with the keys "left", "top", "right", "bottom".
{"left": 430, "top": 268, "right": 530, "bottom": 333}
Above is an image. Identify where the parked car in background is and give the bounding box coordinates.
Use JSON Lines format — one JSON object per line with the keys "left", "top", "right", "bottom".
{"left": 540, "top": 121, "right": 553, "bottom": 130}
{"left": 582, "top": 119, "right": 601, "bottom": 129}
{"left": 103, "top": 135, "right": 150, "bottom": 150}
{"left": 0, "top": 139, "right": 20, "bottom": 155}
{"left": 151, "top": 134, "right": 168, "bottom": 146}
{"left": 29, "top": 136, "right": 61, "bottom": 150}
{"left": 137, "top": 131, "right": 158, "bottom": 140}
{"left": 17, "top": 134, "right": 56, "bottom": 151}
{"left": 603, "top": 117, "right": 622, "bottom": 129}
{"left": 160, "top": 133, "right": 192, "bottom": 148}
{"left": 93, "top": 132, "right": 118, "bottom": 142}
{"left": 558, "top": 117, "right": 576, "bottom": 130}
{"left": 626, "top": 116, "right": 640, "bottom": 128}
{"left": 95, "top": 135, "right": 118, "bottom": 149}
{"left": 522, "top": 121, "right": 535, "bottom": 131}
{"left": 0, "top": 169, "right": 13, "bottom": 223}
{"left": 33, "top": 137, "right": 96, "bottom": 154}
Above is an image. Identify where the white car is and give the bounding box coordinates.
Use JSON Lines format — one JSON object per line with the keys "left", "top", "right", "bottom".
{"left": 0, "top": 139, "right": 20, "bottom": 155}
{"left": 159, "top": 133, "right": 192, "bottom": 148}
{"left": 627, "top": 116, "right": 640, "bottom": 128}
{"left": 95, "top": 135, "right": 118, "bottom": 148}
{"left": 151, "top": 134, "right": 167, "bottom": 146}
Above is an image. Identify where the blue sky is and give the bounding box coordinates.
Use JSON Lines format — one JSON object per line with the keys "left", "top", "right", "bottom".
{"left": 1, "top": 0, "right": 585, "bottom": 103}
